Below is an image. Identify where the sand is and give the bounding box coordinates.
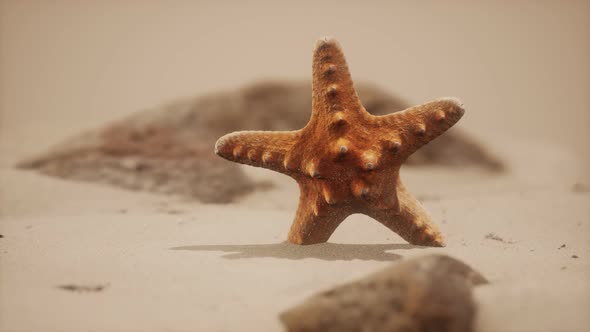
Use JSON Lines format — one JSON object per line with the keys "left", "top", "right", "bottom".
{"left": 2, "top": 136, "right": 589, "bottom": 331}
{"left": 1, "top": 2, "right": 589, "bottom": 331}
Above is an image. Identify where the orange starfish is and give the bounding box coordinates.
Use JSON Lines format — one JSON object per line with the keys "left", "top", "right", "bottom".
{"left": 215, "top": 37, "right": 464, "bottom": 246}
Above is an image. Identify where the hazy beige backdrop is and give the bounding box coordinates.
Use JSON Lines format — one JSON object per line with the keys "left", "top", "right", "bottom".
{"left": 1, "top": 0, "right": 589, "bottom": 173}
{"left": 1, "top": 2, "right": 590, "bottom": 332}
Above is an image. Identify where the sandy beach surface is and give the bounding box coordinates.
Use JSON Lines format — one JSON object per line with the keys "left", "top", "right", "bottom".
{"left": 1, "top": 136, "right": 589, "bottom": 331}
{"left": 1, "top": 1, "right": 589, "bottom": 331}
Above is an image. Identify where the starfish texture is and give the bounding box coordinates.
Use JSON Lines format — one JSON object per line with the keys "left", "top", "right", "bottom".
{"left": 215, "top": 37, "right": 465, "bottom": 246}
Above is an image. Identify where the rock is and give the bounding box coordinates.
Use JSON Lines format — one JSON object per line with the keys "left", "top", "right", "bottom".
{"left": 57, "top": 283, "right": 109, "bottom": 293}
{"left": 571, "top": 182, "right": 589, "bottom": 193}
{"left": 280, "top": 254, "right": 487, "bottom": 332}
{"left": 17, "top": 81, "right": 504, "bottom": 203}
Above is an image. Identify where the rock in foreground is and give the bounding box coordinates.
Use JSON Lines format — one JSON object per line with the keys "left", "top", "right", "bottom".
{"left": 280, "top": 254, "right": 488, "bottom": 332}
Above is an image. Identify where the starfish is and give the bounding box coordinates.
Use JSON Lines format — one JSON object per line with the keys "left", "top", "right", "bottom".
{"left": 214, "top": 37, "right": 464, "bottom": 246}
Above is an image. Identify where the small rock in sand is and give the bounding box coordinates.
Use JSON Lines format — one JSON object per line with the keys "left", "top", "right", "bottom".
{"left": 57, "top": 284, "right": 109, "bottom": 293}
{"left": 485, "top": 233, "right": 514, "bottom": 244}
{"left": 571, "top": 182, "right": 589, "bottom": 193}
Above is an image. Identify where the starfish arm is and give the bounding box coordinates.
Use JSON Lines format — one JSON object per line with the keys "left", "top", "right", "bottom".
{"left": 376, "top": 98, "right": 465, "bottom": 160}
{"left": 366, "top": 182, "right": 445, "bottom": 247}
{"left": 287, "top": 180, "right": 350, "bottom": 244}
{"left": 214, "top": 130, "right": 299, "bottom": 174}
{"left": 311, "top": 37, "right": 362, "bottom": 119}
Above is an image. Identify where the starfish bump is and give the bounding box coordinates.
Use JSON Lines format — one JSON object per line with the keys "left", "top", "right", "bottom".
{"left": 215, "top": 37, "right": 465, "bottom": 246}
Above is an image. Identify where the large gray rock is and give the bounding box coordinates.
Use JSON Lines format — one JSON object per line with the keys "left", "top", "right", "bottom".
{"left": 18, "top": 81, "right": 503, "bottom": 203}
{"left": 280, "top": 254, "right": 488, "bottom": 332}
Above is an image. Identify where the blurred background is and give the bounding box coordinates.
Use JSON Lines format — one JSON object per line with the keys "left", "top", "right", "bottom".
{"left": 1, "top": 0, "right": 589, "bottom": 175}
{"left": 1, "top": 2, "right": 589, "bottom": 331}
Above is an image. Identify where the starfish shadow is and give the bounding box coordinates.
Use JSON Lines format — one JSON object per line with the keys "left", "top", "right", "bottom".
{"left": 170, "top": 242, "right": 425, "bottom": 261}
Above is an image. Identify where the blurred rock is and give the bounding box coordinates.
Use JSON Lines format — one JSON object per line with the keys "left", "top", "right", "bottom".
{"left": 18, "top": 81, "right": 504, "bottom": 203}
{"left": 280, "top": 254, "right": 488, "bottom": 332}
